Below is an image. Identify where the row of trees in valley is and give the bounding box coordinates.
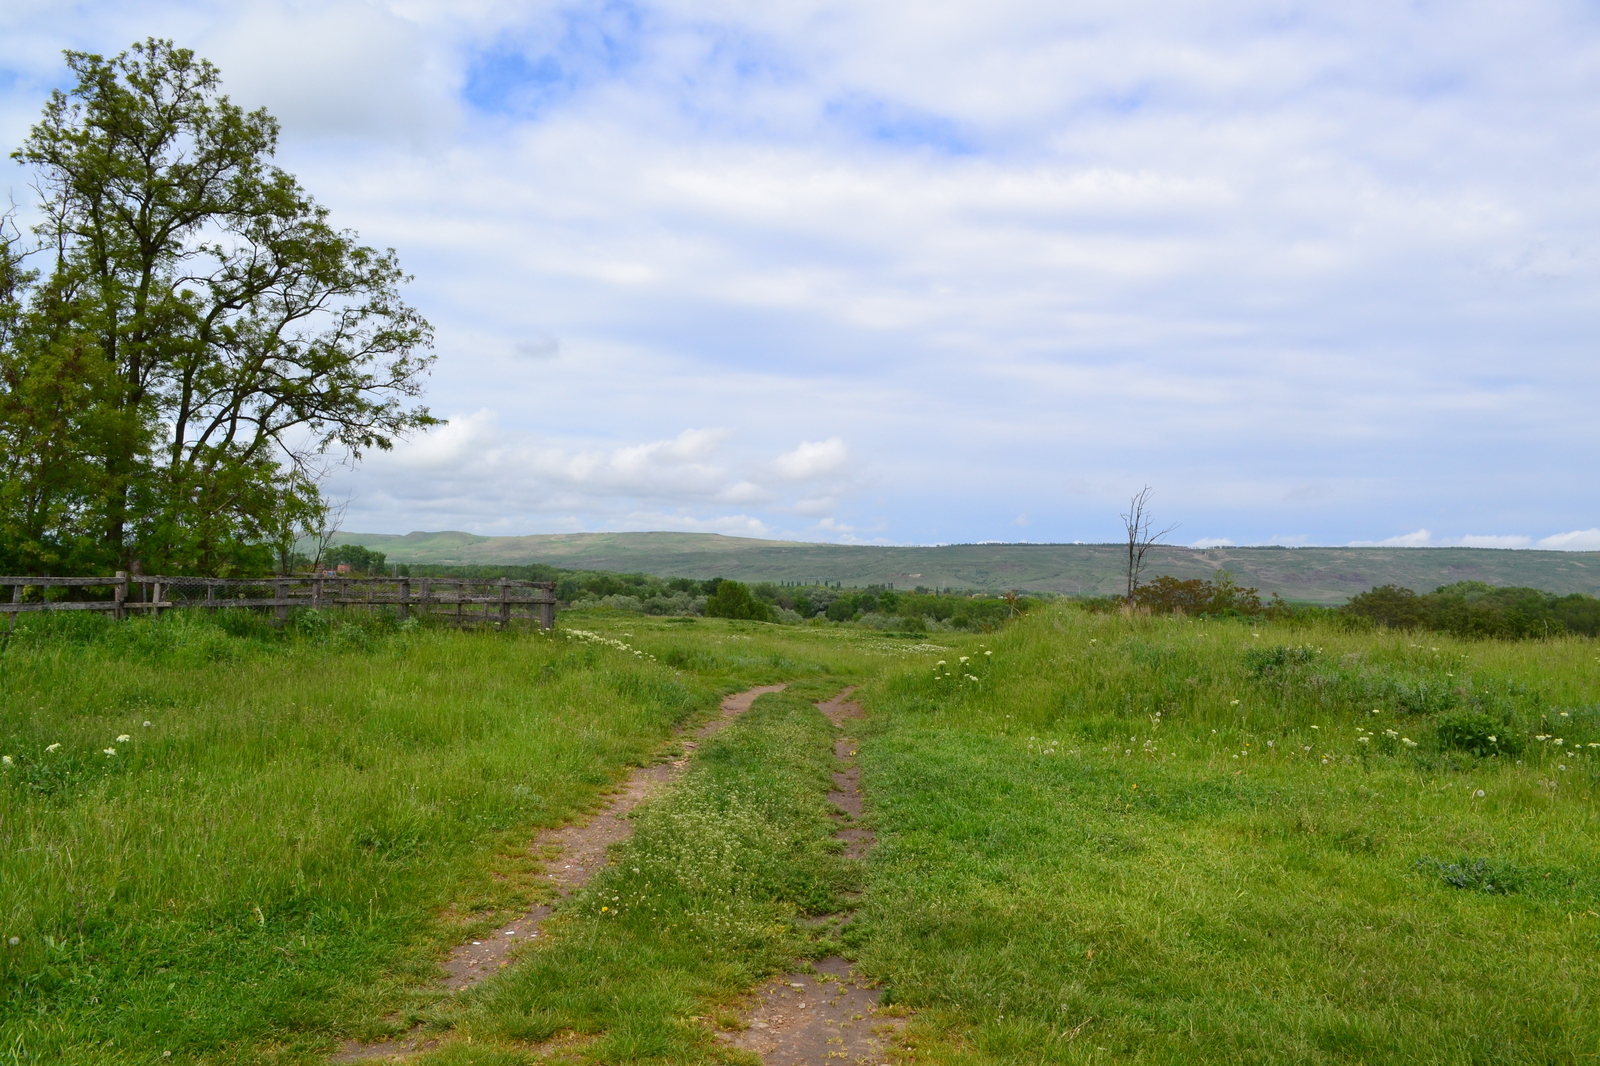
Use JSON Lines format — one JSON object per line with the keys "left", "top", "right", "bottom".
{"left": 0, "top": 41, "right": 435, "bottom": 577}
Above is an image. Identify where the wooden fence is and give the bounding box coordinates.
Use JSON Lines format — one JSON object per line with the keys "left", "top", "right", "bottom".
{"left": 0, "top": 573, "right": 557, "bottom": 631}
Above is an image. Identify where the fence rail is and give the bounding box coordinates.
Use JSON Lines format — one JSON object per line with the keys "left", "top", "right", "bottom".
{"left": 1, "top": 573, "right": 557, "bottom": 631}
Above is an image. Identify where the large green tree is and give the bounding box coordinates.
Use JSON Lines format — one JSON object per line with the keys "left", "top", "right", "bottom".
{"left": 0, "top": 39, "right": 437, "bottom": 575}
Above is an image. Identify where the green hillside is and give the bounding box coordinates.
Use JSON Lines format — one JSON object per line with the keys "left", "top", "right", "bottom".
{"left": 328, "top": 531, "right": 1600, "bottom": 604}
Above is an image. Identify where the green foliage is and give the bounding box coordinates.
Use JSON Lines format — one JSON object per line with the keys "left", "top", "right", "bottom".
{"left": 1435, "top": 710, "right": 1523, "bottom": 756}
{"left": 1242, "top": 643, "right": 1321, "bottom": 677}
{"left": 1345, "top": 580, "right": 1600, "bottom": 639}
{"left": 322, "top": 543, "right": 388, "bottom": 574}
{"left": 1, "top": 40, "right": 435, "bottom": 576}
{"left": 703, "top": 579, "right": 774, "bottom": 621}
{"left": 1415, "top": 856, "right": 1525, "bottom": 894}
{"left": 1133, "top": 570, "right": 1267, "bottom": 616}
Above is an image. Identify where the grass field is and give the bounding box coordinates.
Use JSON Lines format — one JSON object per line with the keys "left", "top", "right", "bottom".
{"left": 854, "top": 609, "right": 1600, "bottom": 1064}
{"left": 3, "top": 605, "right": 1597, "bottom": 1064}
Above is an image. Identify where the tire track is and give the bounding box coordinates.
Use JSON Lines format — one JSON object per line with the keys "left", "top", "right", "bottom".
{"left": 330, "top": 683, "right": 786, "bottom": 1063}
{"left": 717, "top": 688, "right": 908, "bottom": 1066}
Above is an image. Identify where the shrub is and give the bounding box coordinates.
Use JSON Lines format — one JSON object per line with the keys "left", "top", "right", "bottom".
{"left": 1343, "top": 584, "right": 1426, "bottom": 629}
{"left": 1434, "top": 711, "right": 1522, "bottom": 757}
{"left": 1133, "top": 571, "right": 1263, "bottom": 616}
{"left": 703, "top": 580, "right": 773, "bottom": 622}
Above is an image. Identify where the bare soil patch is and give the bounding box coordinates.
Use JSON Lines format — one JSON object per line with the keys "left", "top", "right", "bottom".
{"left": 329, "top": 684, "right": 785, "bottom": 1063}
{"left": 717, "top": 688, "right": 908, "bottom": 1065}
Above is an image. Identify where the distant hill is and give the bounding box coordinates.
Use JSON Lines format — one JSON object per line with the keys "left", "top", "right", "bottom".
{"left": 327, "top": 530, "right": 1600, "bottom": 605}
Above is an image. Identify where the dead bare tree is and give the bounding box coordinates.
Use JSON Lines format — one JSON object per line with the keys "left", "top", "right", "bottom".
{"left": 1122, "top": 487, "right": 1177, "bottom": 599}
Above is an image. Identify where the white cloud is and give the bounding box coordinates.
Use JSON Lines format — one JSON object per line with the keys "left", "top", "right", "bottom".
{"left": 773, "top": 438, "right": 850, "bottom": 481}
{"left": 1350, "top": 529, "right": 1434, "bottom": 548}
{"left": 7, "top": 3, "right": 1600, "bottom": 544}
{"left": 1456, "top": 534, "right": 1533, "bottom": 549}
{"left": 1190, "top": 538, "right": 1234, "bottom": 548}
{"left": 1538, "top": 529, "right": 1600, "bottom": 551}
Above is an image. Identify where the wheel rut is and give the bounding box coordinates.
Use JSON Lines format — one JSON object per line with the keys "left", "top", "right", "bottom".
{"left": 329, "top": 683, "right": 786, "bottom": 1064}
{"left": 716, "top": 687, "right": 907, "bottom": 1066}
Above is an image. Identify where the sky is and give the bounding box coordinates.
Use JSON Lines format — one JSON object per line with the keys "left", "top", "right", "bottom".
{"left": 3, "top": 0, "right": 1599, "bottom": 549}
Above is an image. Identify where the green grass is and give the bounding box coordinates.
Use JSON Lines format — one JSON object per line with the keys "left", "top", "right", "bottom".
{"left": 0, "top": 609, "right": 879, "bottom": 1064}
{"left": 853, "top": 607, "right": 1600, "bottom": 1064}
{"left": 425, "top": 681, "right": 854, "bottom": 1064}
{"left": 7, "top": 603, "right": 1598, "bottom": 1064}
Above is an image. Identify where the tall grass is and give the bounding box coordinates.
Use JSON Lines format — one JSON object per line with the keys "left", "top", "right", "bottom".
{"left": 0, "top": 610, "right": 714, "bottom": 1064}
{"left": 855, "top": 606, "right": 1600, "bottom": 1064}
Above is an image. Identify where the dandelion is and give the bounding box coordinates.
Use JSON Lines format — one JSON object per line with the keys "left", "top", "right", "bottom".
{"left": 6, "top": 937, "right": 17, "bottom": 946}
{"left": 45, "top": 743, "right": 60, "bottom": 753}
{"left": 116, "top": 734, "right": 131, "bottom": 743}
{"left": 103, "top": 748, "right": 116, "bottom": 756}
{"left": 143, "top": 721, "right": 152, "bottom": 727}
{"left": 1474, "top": 789, "right": 1485, "bottom": 798}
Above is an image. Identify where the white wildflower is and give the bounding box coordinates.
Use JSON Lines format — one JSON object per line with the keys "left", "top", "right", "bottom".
{"left": 103, "top": 748, "right": 116, "bottom": 756}
{"left": 116, "top": 734, "right": 131, "bottom": 743}
{"left": 45, "top": 743, "right": 60, "bottom": 753}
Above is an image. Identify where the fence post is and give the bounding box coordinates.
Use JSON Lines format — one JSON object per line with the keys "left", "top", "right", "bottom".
{"left": 313, "top": 577, "right": 323, "bottom": 609}
{"left": 152, "top": 580, "right": 164, "bottom": 619}
{"left": 499, "top": 577, "right": 511, "bottom": 628}
{"left": 419, "top": 578, "right": 431, "bottom": 624}
{"left": 455, "top": 582, "right": 464, "bottom": 628}
{"left": 541, "top": 584, "right": 555, "bottom": 631}
{"left": 7, "top": 582, "right": 18, "bottom": 633}
{"left": 206, "top": 581, "right": 217, "bottom": 615}
{"left": 398, "top": 577, "right": 410, "bottom": 621}
{"left": 114, "top": 572, "right": 127, "bottom": 622}
{"left": 275, "top": 577, "right": 289, "bottom": 627}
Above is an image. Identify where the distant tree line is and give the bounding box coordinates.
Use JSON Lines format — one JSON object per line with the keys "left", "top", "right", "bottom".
{"left": 1343, "top": 581, "right": 1600, "bottom": 639}
{"left": 1106, "top": 571, "right": 1600, "bottom": 640}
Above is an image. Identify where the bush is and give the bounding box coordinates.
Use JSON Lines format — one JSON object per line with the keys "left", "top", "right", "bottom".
{"left": 1343, "top": 581, "right": 1600, "bottom": 640}
{"left": 1344, "top": 584, "right": 1426, "bottom": 629}
{"left": 1434, "top": 711, "right": 1522, "bottom": 757}
{"left": 703, "top": 580, "right": 773, "bottom": 622}
{"left": 1132, "top": 571, "right": 1263, "bottom": 616}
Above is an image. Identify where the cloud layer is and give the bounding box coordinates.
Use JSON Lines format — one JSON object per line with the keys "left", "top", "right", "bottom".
{"left": 3, "top": 2, "right": 1598, "bottom": 546}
